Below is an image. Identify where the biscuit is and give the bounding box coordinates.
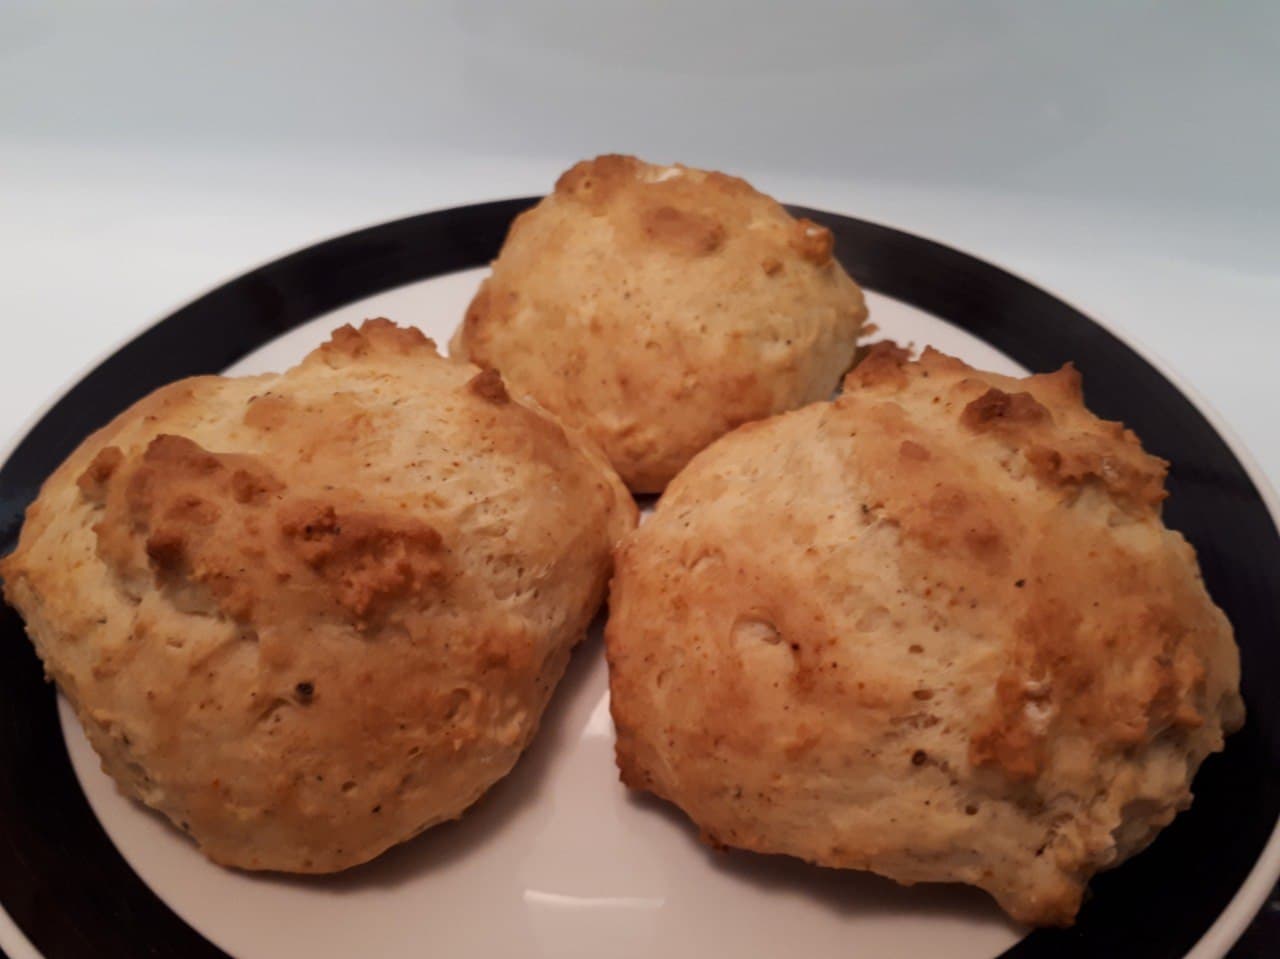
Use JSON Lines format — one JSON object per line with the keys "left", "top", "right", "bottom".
{"left": 1, "top": 319, "right": 635, "bottom": 872}
{"left": 605, "top": 343, "right": 1243, "bottom": 924}
{"left": 450, "top": 154, "right": 868, "bottom": 492}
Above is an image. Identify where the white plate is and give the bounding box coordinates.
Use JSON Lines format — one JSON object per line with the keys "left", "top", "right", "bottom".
{"left": 60, "top": 270, "right": 1025, "bottom": 959}
{"left": 2, "top": 203, "right": 1276, "bottom": 958}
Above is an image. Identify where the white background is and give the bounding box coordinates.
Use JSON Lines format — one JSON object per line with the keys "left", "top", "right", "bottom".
{"left": 1, "top": 1, "right": 1278, "bottom": 483}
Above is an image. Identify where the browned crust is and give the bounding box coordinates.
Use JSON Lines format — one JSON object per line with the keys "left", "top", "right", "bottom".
{"left": 315, "top": 317, "right": 436, "bottom": 363}
{"left": 452, "top": 154, "right": 868, "bottom": 492}
{"left": 605, "top": 343, "right": 1241, "bottom": 926}
{"left": 2, "top": 318, "right": 636, "bottom": 875}
{"left": 466, "top": 367, "right": 509, "bottom": 404}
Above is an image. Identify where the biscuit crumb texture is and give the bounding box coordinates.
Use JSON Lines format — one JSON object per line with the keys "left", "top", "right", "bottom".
{"left": 606, "top": 343, "right": 1243, "bottom": 925}
{"left": 1, "top": 318, "right": 635, "bottom": 873}
{"left": 450, "top": 154, "right": 868, "bottom": 493}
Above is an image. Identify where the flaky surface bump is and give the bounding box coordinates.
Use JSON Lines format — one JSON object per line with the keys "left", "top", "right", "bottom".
{"left": 606, "top": 344, "right": 1242, "bottom": 925}
{"left": 2, "top": 319, "right": 635, "bottom": 873}
{"left": 450, "top": 154, "right": 868, "bottom": 492}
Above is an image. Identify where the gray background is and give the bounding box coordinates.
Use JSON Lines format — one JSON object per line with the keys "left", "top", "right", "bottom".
{"left": 3, "top": 1, "right": 1277, "bottom": 474}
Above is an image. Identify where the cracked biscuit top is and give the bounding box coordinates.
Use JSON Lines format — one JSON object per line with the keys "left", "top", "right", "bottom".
{"left": 450, "top": 154, "right": 868, "bottom": 493}
{"left": 606, "top": 343, "right": 1242, "bottom": 925}
{"left": 2, "top": 318, "right": 635, "bottom": 873}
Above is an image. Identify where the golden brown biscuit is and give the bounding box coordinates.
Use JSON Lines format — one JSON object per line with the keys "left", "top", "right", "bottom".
{"left": 606, "top": 344, "right": 1243, "bottom": 925}
{"left": 450, "top": 154, "right": 868, "bottom": 493}
{"left": 1, "top": 319, "right": 635, "bottom": 873}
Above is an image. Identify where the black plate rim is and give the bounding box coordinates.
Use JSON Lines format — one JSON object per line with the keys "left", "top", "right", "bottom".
{"left": 0, "top": 198, "right": 1277, "bottom": 959}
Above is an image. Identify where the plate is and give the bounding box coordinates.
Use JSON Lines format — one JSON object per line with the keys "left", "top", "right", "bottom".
{"left": 1, "top": 200, "right": 1277, "bottom": 958}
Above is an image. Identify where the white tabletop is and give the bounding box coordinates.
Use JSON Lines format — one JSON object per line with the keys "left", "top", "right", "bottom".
{"left": 2, "top": 2, "right": 1278, "bottom": 479}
